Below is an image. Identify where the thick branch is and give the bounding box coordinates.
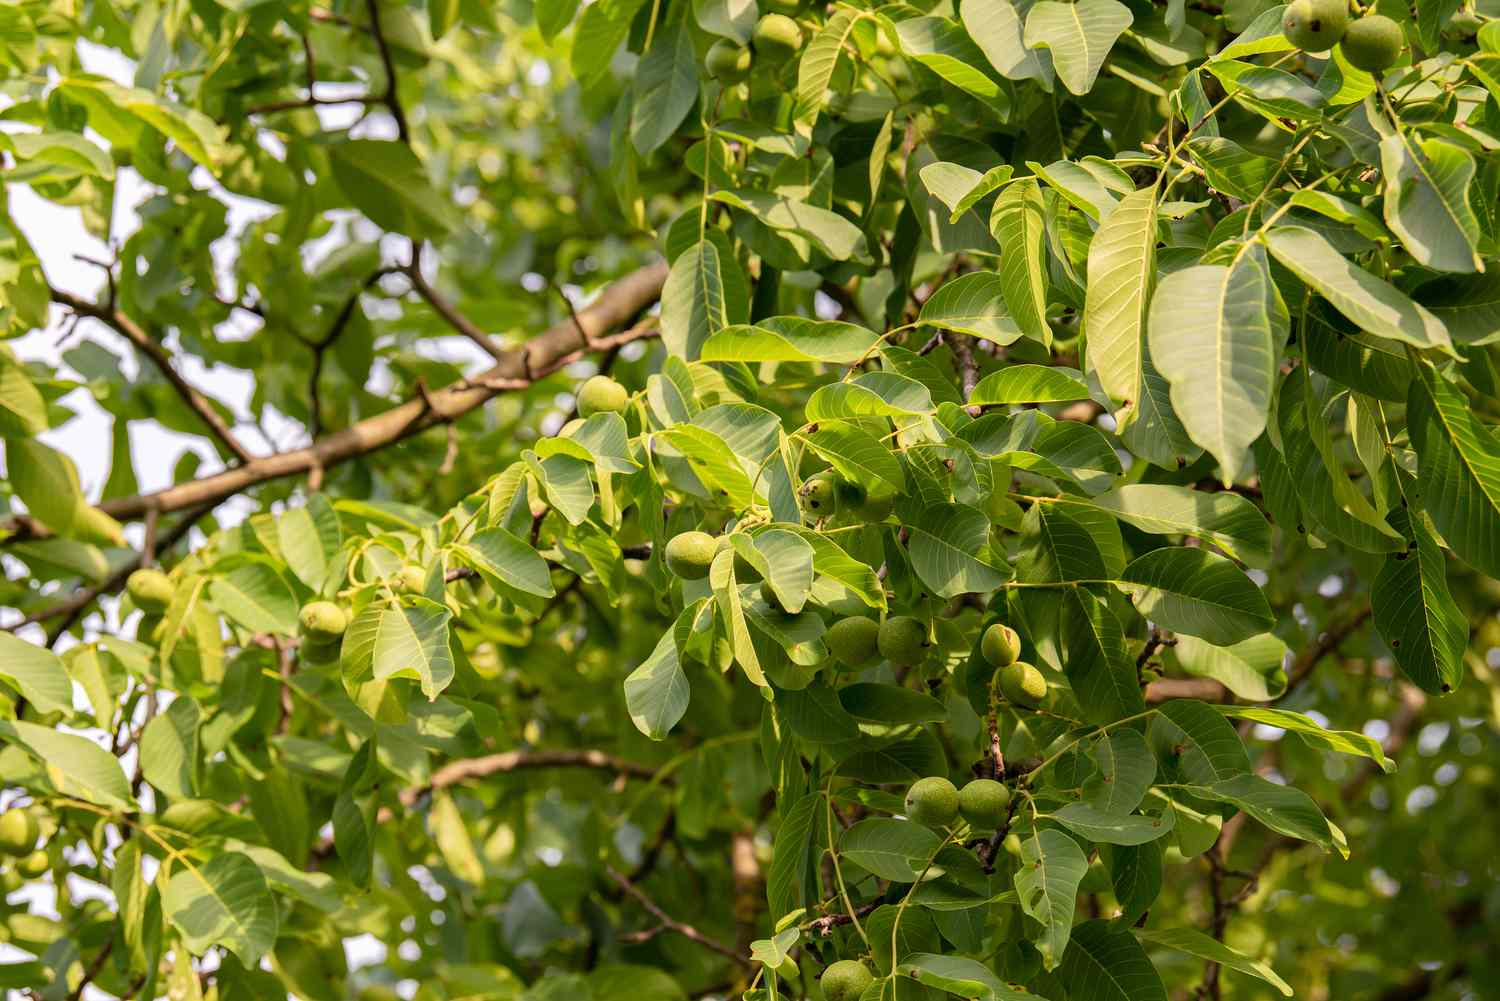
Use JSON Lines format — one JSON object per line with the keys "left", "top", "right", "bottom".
{"left": 51, "top": 289, "right": 254, "bottom": 464}
{"left": 8, "top": 263, "right": 667, "bottom": 542}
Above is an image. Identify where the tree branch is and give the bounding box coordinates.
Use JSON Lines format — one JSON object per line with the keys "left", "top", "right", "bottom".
{"left": 6, "top": 501, "right": 218, "bottom": 644}
{"left": 396, "top": 748, "right": 665, "bottom": 809}
{"left": 7, "top": 263, "right": 667, "bottom": 543}
{"left": 402, "top": 246, "right": 508, "bottom": 361}
{"left": 606, "top": 865, "right": 749, "bottom": 968}
{"left": 365, "top": 0, "right": 410, "bottom": 143}
{"left": 50, "top": 288, "right": 254, "bottom": 464}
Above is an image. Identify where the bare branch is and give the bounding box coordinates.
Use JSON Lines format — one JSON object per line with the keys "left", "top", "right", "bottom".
{"left": 50, "top": 289, "right": 254, "bottom": 464}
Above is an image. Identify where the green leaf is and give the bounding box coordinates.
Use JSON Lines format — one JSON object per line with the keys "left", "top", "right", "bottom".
{"left": 162, "top": 852, "right": 279, "bottom": 966}
{"left": 140, "top": 695, "right": 200, "bottom": 800}
{"left": 1264, "top": 226, "right": 1452, "bottom": 352}
{"left": 1023, "top": 0, "right": 1133, "bottom": 95}
{"left": 1168, "top": 634, "right": 1289, "bottom": 701}
{"left": 839, "top": 683, "right": 948, "bottom": 724}
{"left": 630, "top": 20, "right": 698, "bottom": 155}
{"left": 1379, "top": 134, "right": 1483, "bottom": 273}
{"left": 1135, "top": 926, "right": 1292, "bottom": 996}
{"left": 796, "top": 9, "right": 862, "bottom": 124}
{"left": 1185, "top": 137, "right": 1275, "bottom": 202}
{"left": 623, "top": 629, "right": 690, "bottom": 740}
{"left": 1060, "top": 588, "right": 1146, "bottom": 726}
{"left": 0, "top": 634, "right": 74, "bottom": 715}
{"left": 341, "top": 598, "right": 456, "bottom": 700}
{"left": 897, "top": 954, "right": 1035, "bottom": 1000}
{"left": 1058, "top": 920, "right": 1168, "bottom": 1001}
{"left": 1147, "top": 244, "right": 1285, "bottom": 483}
{"left": 803, "top": 422, "right": 906, "bottom": 494}
{"left": 904, "top": 502, "right": 1011, "bottom": 598}
{"left": 460, "top": 528, "right": 556, "bottom": 598}
{"left": 1053, "top": 802, "right": 1174, "bottom": 845}
{"left": 1014, "top": 828, "right": 1089, "bottom": 969}
{"left": 1371, "top": 509, "right": 1467, "bottom": 694}
{"left": 1408, "top": 370, "right": 1500, "bottom": 579}
{"left": 328, "top": 140, "right": 459, "bottom": 239}
{"left": 1085, "top": 186, "right": 1158, "bottom": 428}
{"left": 59, "top": 77, "right": 226, "bottom": 170}
{"left": 710, "top": 548, "right": 764, "bottom": 687}
{"left": 988, "top": 178, "right": 1052, "bottom": 345}
{"left": 1118, "top": 547, "right": 1274, "bottom": 644}
{"left": 779, "top": 684, "right": 860, "bottom": 742}
{"left": 209, "top": 561, "right": 299, "bottom": 635}
{"left": 805, "top": 373, "right": 935, "bottom": 420}
{"left": 841, "top": 818, "right": 942, "bottom": 882}
{"left": 692, "top": 0, "right": 755, "bottom": 43}
{"left": 919, "top": 272, "right": 1025, "bottom": 347}
{"left": 712, "top": 190, "right": 870, "bottom": 262}
{"left": 1183, "top": 774, "right": 1345, "bottom": 855}
{"left": 897, "top": 17, "right": 1009, "bottom": 109}
{"left": 661, "top": 238, "right": 729, "bottom": 360}
{"left": 277, "top": 496, "right": 342, "bottom": 592}
{"left": 700, "top": 317, "right": 878, "bottom": 364}
{"left": 0, "top": 349, "right": 48, "bottom": 437}
{"left": 1152, "top": 699, "right": 1250, "bottom": 783}
{"left": 7, "top": 438, "right": 124, "bottom": 545}
{"left": 1089, "top": 484, "right": 1270, "bottom": 568}
{"left": 969, "top": 365, "right": 1089, "bottom": 405}
{"left": 6, "top": 131, "right": 114, "bottom": 181}
{"left": 571, "top": 0, "right": 648, "bottom": 87}
{"left": 767, "top": 794, "right": 824, "bottom": 921}
{"left": 1216, "top": 706, "right": 1394, "bottom": 772}
{"left": 1083, "top": 728, "right": 1156, "bottom": 814}
{"left": 964, "top": 0, "right": 1052, "bottom": 82}
{"left": 0, "top": 720, "right": 135, "bottom": 810}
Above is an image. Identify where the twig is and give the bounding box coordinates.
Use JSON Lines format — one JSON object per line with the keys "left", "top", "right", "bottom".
{"left": 606, "top": 865, "right": 750, "bottom": 968}
{"left": 402, "top": 246, "right": 508, "bottom": 361}
{"left": 365, "top": 0, "right": 410, "bottom": 143}
{"left": 20, "top": 502, "right": 218, "bottom": 647}
{"left": 50, "top": 289, "right": 254, "bottom": 464}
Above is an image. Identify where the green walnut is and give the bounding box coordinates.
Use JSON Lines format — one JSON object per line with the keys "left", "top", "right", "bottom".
{"left": 820, "top": 959, "right": 874, "bottom": 1001}
{"left": 1281, "top": 0, "right": 1347, "bottom": 52}
{"left": 396, "top": 565, "right": 428, "bottom": 594}
{"left": 0, "top": 811, "right": 38, "bottom": 856}
{"left": 800, "top": 472, "right": 839, "bottom": 517}
{"left": 1340, "top": 15, "right": 1403, "bottom": 71}
{"left": 15, "top": 850, "right": 48, "bottom": 879}
{"left": 997, "top": 661, "right": 1047, "bottom": 708}
{"left": 754, "top": 12, "right": 803, "bottom": 63}
{"left": 705, "top": 39, "right": 753, "bottom": 83}
{"left": 125, "top": 568, "right": 174, "bottom": 613}
{"left": 827, "top": 616, "right": 881, "bottom": 669}
{"left": 838, "top": 478, "right": 894, "bottom": 523}
{"left": 577, "top": 375, "right": 630, "bottom": 417}
{"left": 665, "top": 531, "right": 718, "bottom": 580}
{"left": 959, "top": 778, "right": 1012, "bottom": 830}
{"left": 981, "top": 622, "right": 1021, "bottom": 668}
{"left": 877, "top": 615, "right": 928, "bottom": 665}
{"left": 905, "top": 776, "right": 959, "bottom": 828}
{"left": 299, "top": 601, "right": 348, "bottom": 641}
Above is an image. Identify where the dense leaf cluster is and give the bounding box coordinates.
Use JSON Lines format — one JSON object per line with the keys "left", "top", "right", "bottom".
{"left": 2, "top": 1, "right": 1499, "bottom": 1000}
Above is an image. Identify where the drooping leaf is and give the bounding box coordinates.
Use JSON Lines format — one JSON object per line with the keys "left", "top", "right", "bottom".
{"left": 1147, "top": 244, "right": 1285, "bottom": 483}
{"left": 1014, "top": 828, "right": 1089, "bottom": 969}
{"left": 162, "top": 853, "right": 279, "bottom": 966}
{"left": 1085, "top": 186, "right": 1158, "bottom": 429}
{"left": 1023, "top": 0, "right": 1133, "bottom": 95}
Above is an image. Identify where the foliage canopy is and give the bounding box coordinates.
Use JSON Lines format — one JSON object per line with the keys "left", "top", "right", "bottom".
{"left": 2, "top": 0, "right": 1499, "bottom": 1000}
